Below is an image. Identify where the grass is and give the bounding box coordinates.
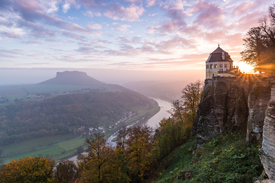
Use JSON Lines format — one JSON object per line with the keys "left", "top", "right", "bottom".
{"left": 153, "top": 131, "right": 263, "bottom": 183}
{"left": 2, "top": 134, "right": 76, "bottom": 155}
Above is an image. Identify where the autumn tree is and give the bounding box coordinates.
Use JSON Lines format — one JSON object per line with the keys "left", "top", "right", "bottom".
{"left": 81, "top": 133, "right": 129, "bottom": 183}
{"left": 125, "top": 125, "right": 153, "bottom": 182}
{"left": 0, "top": 157, "right": 54, "bottom": 183}
{"left": 54, "top": 160, "right": 79, "bottom": 183}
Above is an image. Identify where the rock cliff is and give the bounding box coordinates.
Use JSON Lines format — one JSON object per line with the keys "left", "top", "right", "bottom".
{"left": 193, "top": 75, "right": 270, "bottom": 148}
{"left": 260, "top": 76, "right": 275, "bottom": 182}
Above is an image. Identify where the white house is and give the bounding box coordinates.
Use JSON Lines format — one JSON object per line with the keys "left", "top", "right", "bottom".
{"left": 206, "top": 45, "right": 237, "bottom": 79}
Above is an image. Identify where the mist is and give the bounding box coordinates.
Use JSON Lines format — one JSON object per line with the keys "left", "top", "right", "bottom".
{"left": 0, "top": 68, "right": 205, "bottom": 86}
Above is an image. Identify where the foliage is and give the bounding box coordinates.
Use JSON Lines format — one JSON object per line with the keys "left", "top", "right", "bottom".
{"left": 0, "top": 89, "right": 156, "bottom": 146}
{"left": 241, "top": 4, "right": 275, "bottom": 73}
{"left": 170, "top": 80, "right": 203, "bottom": 124}
{"left": 155, "top": 132, "right": 263, "bottom": 183}
{"left": 151, "top": 118, "right": 192, "bottom": 162}
{"left": 81, "top": 133, "right": 130, "bottom": 183}
{"left": 77, "top": 146, "right": 84, "bottom": 155}
{"left": 54, "top": 160, "right": 79, "bottom": 183}
{"left": 125, "top": 125, "right": 153, "bottom": 182}
{"left": 0, "top": 157, "right": 54, "bottom": 183}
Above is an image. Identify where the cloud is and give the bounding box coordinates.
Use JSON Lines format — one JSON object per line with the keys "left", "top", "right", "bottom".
{"left": 190, "top": 1, "right": 225, "bottom": 29}
{"left": 87, "top": 23, "right": 102, "bottom": 30}
{"left": 0, "top": 31, "right": 21, "bottom": 39}
{"left": 0, "top": 0, "right": 12, "bottom": 10}
{"left": 232, "top": 2, "right": 254, "bottom": 15}
{"left": 155, "top": 35, "right": 194, "bottom": 51}
{"left": 147, "top": 8, "right": 186, "bottom": 35}
{"left": 147, "top": 25, "right": 161, "bottom": 34}
{"left": 79, "top": 0, "right": 106, "bottom": 7}
{"left": 17, "top": 20, "right": 58, "bottom": 38}
{"left": 229, "top": 10, "right": 265, "bottom": 31}
{"left": 62, "top": 2, "right": 70, "bottom": 13}
{"left": 10, "top": 0, "right": 88, "bottom": 33}
{"left": 221, "top": 33, "right": 244, "bottom": 47}
{"left": 118, "top": 36, "right": 141, "bottom": 43}
{"left": 61, "top": 30, "right": 87, "bottom": 41}
{"left": 146, "top": 0, "right": 157, "bottom": 7}
{"left": 115, "top": 24, "right": 131, "bottom": 32}
{"left": 104, "top": 3, "right": 145, "bottom": 22}
{"left": 123, "top": 0, "right": 142, "bottom": 3}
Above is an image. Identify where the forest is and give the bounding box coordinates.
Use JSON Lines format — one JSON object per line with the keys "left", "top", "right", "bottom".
{"left": 0, "top": 88, "right": 157, "bottom": 146}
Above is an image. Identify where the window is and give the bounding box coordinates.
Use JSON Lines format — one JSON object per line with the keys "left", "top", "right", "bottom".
{"left": 222, "top": 52, "right": 225, "bottom": 60}
{"left": 214, "top": 64, "right": 217, "bottom": 68}
{"left": 220, "top": 64, "right": 223, "bottom": 68}
{"left": 224, "top": 64, "right": 227, "bottom": 68}
{"left": 210, "top": 64, "right": 213, "bottom": 69}
{"left": 206, "top": 65, "right": 209, "bottom": 69}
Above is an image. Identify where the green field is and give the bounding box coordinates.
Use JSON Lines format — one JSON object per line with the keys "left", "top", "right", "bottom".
{"left": 0, "top": 103, "right": 160, "bottom": 165}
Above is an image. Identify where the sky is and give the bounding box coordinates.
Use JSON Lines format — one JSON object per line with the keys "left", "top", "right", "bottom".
{"left": 0, "top": 0, "right": 273, "bottom": 85}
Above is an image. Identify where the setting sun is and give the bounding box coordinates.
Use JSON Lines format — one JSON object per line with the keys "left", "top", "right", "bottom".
{"left": 234, "top": 62, "right": 255, "bottom": 74}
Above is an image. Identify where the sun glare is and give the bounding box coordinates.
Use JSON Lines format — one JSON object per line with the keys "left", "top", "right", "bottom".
{"left": 234, "top": 62, "right": 255, "bottom": 74}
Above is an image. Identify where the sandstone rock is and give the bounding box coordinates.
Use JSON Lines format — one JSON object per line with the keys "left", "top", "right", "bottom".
{"left": 196, "top": 75, "right": 268, "bottom": 147}
{"left": 246, "top": 81, "right": 270, "bottom": 142}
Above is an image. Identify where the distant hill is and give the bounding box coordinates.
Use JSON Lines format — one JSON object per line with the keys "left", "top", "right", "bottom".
{"left": 38, "top": 71, "right": 105, "bottom": 86}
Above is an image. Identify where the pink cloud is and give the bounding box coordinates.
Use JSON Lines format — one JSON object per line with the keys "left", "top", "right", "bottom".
{"left": 229, "top": 10, "right": 266, "bottom": 31}
{"left": 232, "top": 2, "right": 254, "bottom": 15}
{"left": 221, "top": 33, "right": 244, "bottom": 47}
{"left": 155, "top": 36, "right": 195, "bottom": 51}
{"left": 87, "top": 23, "right": 102, "bottom": 30}
{"left": 147, "top": 9, "right": 186, "bottom": 35}
{"left": 104, "top": 3, "right": 144, "bottom": 22}
{"left": 115, "top": 24, "right": 131, "bottom": 32}
{"left": 191, "top": 1, "right": 225, "bottom": 29}
{"left": 146, "top": 0, "right": 157, "bottom": 7}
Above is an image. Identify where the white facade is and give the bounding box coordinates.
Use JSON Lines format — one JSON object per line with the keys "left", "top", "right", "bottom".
{"left": 206, "top": 61, "right": 233, "bottom": 79}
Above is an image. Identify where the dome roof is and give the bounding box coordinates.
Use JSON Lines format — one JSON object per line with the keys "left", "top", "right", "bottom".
{"left": 206, "top": 46, "right": 233, "bottom": 63}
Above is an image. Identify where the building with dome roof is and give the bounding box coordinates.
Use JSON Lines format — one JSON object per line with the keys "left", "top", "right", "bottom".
{"left": 206, "top": 45, "right": 239, "bottom": 79}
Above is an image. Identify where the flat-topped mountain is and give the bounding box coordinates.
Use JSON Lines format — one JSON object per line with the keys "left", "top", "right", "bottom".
{"left": 38, "top": 71, "right": 105, "bottom": 86}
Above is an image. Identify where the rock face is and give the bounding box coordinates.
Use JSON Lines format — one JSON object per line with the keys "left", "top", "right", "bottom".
{"left": 194, "top": 75, "right": 270, "bottom": 148}
{"left": 246, "top": 80, "right": 270, "bottom": 142}
{"left": 260, "top": 77, "right": 275, "bottom": 182}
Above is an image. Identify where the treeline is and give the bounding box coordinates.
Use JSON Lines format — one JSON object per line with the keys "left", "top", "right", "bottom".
{"left": 0, "top": 80, "right": 202, "bottom": 183}
{"left": 0, "top": 89, "right": 156, "bottom": 146}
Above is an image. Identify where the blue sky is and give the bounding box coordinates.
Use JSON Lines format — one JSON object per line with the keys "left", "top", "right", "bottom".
{"left": 0, "top": 0, "right": 273, "bottom": 78}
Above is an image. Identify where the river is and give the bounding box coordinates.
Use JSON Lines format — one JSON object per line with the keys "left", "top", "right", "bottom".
{"left": 68, "top": 98, "right": 172, "bottom": 162}
{"left": 106, "top": 98, "right": 172, "bottom": 147}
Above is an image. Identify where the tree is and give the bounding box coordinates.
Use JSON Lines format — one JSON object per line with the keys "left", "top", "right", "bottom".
{"left": 81, "top": 134, "right": 129, "bottom": 183}
{"left": 77, "top": 145, "right": 84, "bottom": 154}
{"left": 115, "top": 125, "right": 129, "bottom": 150}
{"left": 170, "top": 80, "right": 203, "bottom": 124}
{"left": 125, "top": 125, "right": 153, "bottom": 182}
{"left": 0, "top": 157, "right": 54, "bottom": 183}
{"left": 54, "top": 160, "right": 79, "bottom": 183}
{"left": 241, "top": 4, "right": 275, "bottom": 74}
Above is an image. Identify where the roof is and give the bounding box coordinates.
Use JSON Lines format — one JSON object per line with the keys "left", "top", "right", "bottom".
{"left": 206, "top": 46, "right": 233, "bottom": 63}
